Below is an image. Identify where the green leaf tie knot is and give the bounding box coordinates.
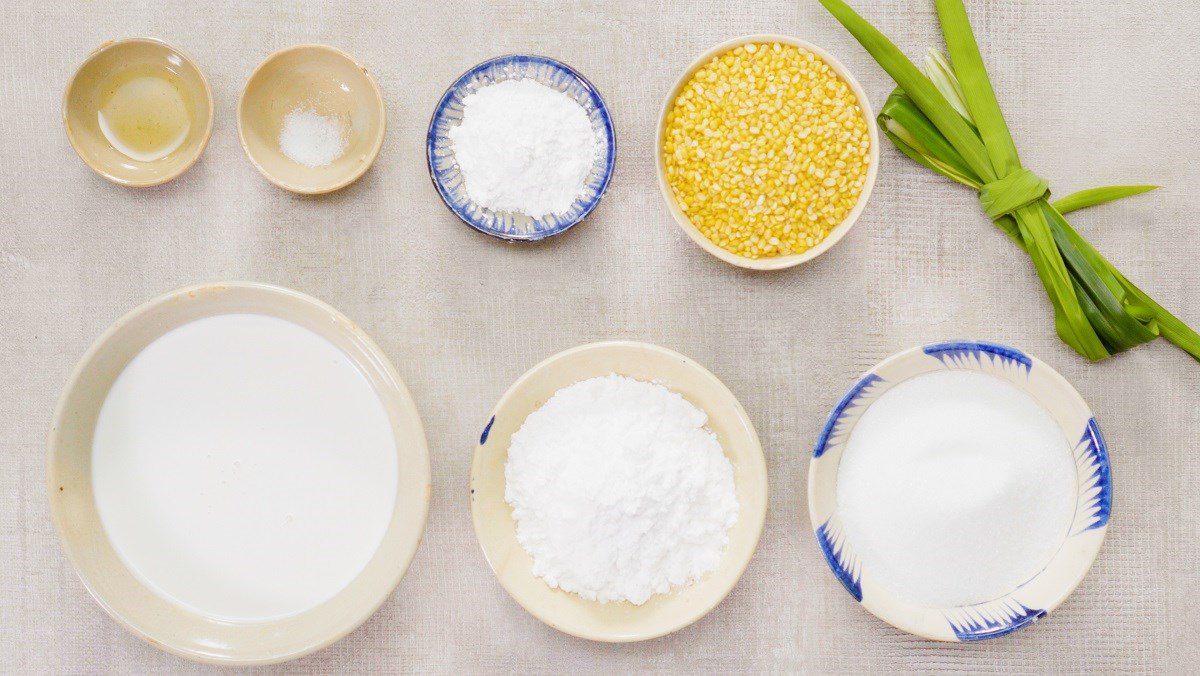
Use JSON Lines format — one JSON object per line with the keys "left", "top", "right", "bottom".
{"left": 978, "top": 168, "right": 1050, "bottom": 220}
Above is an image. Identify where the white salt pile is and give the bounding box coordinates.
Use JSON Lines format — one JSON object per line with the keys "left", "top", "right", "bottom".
{"left": 279, "top": 106, "right": 348, "bottom": 168}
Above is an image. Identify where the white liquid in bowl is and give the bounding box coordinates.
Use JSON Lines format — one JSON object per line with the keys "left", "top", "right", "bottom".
{"left": 91, "top": 313, "right": 399, "bottom": 622}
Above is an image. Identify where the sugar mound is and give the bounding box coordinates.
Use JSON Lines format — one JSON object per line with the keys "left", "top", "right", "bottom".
{"left": 836, "top": 370, "right": 1076, "bottom": 607}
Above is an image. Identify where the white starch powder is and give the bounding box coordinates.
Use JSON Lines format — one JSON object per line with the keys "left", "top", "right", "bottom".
{"left": 504, "top": 375, "right": 738, "bottom": 605}
{"left": 836, "top": 370, "right": 1076, "bottom": 608}
{"left": 449, "top": 79, "right": 599, "bottom": 219}
{"left": 279, "top": 106, "right": 348, "bottom": 168}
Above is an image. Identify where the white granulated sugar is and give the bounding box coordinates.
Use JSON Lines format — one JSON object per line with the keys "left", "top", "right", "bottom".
{"left": 448, "top": 79, "right": 599, "bottom": 219}
{"left": 279, "top": 106, "right": 348, "bottom": 168}
{"left": 504, "top": 374, "right": 739, "bottom": 605}
{"left": 836, "top": 370, "right": 1076, "bottom": 608}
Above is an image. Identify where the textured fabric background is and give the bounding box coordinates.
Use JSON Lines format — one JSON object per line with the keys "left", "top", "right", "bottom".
{"left": 2, "top": 0, "right": 1198, "bottom": 672}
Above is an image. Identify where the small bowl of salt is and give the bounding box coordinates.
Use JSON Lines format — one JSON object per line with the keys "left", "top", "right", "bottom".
{"left": 427, "top": 54, "right": 616, "bottom": 241}
{"left": 238, "top": 44, "right": 385, "bottom": 195}
{"left": 808, "top": 341, "right": 1112, "bottom": 641}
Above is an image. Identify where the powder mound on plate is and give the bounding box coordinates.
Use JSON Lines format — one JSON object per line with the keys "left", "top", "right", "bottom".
{"left": 448, "top": 79, "right": 599, "bottom": 219}
{"left": 836, "top": 370, "right": 1076, "bottom": 608}
{"left": 504, "top": 374, "right": 739, "bottom": 605}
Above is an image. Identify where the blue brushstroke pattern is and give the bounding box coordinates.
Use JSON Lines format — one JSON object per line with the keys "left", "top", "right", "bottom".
{"left": 426, "top": 54, "right": 616, "bottom": 241}
{"left": 480, "top": 416, "right": 495, "bottom": 446}
{"left": 816, "top": 519, "right": 862, "bottom": 602}
{"left": 923, "top": 341, "right": 1032, "bottom": 374}
{"left": 813, "top": 373, "right": 882, "bottom": 458}
{"left": 948, "top": 601, "right": 1046, "bottom": 641}
{"left": 1076, "top": 417, "right": 1112, "bottom": 532}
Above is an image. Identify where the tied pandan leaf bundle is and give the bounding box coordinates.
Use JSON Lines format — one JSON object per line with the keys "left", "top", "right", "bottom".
{"left": 821, "top": 0, "right": 1200, "bottom": 363}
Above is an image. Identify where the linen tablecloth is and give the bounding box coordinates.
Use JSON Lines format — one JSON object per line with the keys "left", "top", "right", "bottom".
{"left": 2, "top": 0, "right": 1197, "bottom": 671}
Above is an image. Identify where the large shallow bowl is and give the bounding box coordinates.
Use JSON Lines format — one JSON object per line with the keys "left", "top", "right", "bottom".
{"left": 807, "top": 340, "right": 1111, "bottom": 641}
{"left": 471, "top": 341, "right": 767, "bottom": 641}
{"left": 655, "top": 34, "right": 879, "bottom": 270}
{"left": 47, "top": 282, "right": 431, "bottom": 664}
{"left": 427, "top": 54, "right": 616, "bottom": 241}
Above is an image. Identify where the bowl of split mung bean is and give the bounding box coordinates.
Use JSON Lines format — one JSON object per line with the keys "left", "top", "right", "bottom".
{"left": 656, "top": 35, "right": 879, "bottom": 270}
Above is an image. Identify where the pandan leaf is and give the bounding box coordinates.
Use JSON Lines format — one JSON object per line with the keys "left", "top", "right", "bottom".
{"left": 923, "top": 49, "right": 972, "bottom": 122}
{"left": 818, "top": 0, "right": 996, "bottom": 181}
{"left": 934, "top": 0, "right": 1020, "bottom": 178}
{"left": 1053, "top": 185, "right": 1159, "bottom": 214}
{"left": 821, "top": 0, "right": 1198, "bottom": 364}
{"left": 880, "top": 91, "right": 980, "bottom": 186}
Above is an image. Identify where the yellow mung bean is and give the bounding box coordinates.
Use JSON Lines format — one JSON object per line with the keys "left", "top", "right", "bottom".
{"left": 663, "top": 42, "right": 871, "bottom": 259}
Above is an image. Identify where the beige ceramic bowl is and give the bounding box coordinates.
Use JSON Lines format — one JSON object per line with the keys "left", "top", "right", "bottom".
{"left": 46, "top": 282, "right": 431, "bottom": 665}
{"left": 238, "top": 45, "right": 385, "bottom": 194}
{"left": 471, "top": 341, "right": 768, "bottom": 642}
{"left": 655, "top": 34, "right": 880, "bottom": 270}
{"left": 63, "top": 38, "right": 214, "bottom": 187}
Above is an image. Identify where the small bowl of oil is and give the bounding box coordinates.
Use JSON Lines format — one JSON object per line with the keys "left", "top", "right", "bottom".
{"left": 64, "top": 38, "right": 214, "bottom": 187}
{"left": 238, "top": 44, "right": 386, "bottom": 195}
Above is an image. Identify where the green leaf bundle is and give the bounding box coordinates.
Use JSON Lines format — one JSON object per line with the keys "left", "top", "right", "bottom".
{"left": 820, "top": 0, "right": 1200, "bottom": 363}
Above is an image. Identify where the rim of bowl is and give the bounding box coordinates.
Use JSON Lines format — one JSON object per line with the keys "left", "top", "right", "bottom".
{"left": 655, "top": 34, "right": 880, "bottom": 270}
{"left": 470, "top": 340, "right": 768, "bottom": 641}
{"left": 425, "top": 53, "right": 617, "bottom": 242}
{"left": 237, "top": 44, "right": 387, "bottom": 195}
{"left": 805, "top": 340, "right": 1111, "bottom": 641}
{"left": 45, "top": 281, "right": 431, "bottom": 664}
{"left": 62, "top": 37, "right": 215, "bottom": 188}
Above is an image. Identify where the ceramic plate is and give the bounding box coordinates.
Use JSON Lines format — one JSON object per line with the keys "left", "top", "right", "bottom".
{"left": 471, "top": 341, "right": 767, "bottom": 641}
{"left": 807, "top": 340, "right": 1111, "bottom": 641}
{"left": 47, "top": 282, "right": 431, "bottom": 664}
{"left": 427, "top": 54, "right": 616, "bottom": 241}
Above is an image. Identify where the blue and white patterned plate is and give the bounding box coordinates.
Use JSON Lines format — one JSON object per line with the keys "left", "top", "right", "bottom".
{"left": 808, "top": 341, "right": 1111, "bottom": 641}
{"left": 426, "top": 54, "right": 616, "bottom": 241}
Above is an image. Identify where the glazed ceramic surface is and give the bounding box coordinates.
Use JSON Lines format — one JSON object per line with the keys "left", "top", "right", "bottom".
{"left": 807, "top": 341, "right": 1111, "bottom": 641}
{"left": 427, "top": 54, "right": 616, "bottom": 241}
{"left": 46, "top": 283, "right": 431, "bottom": 664}
{"left": 655, "top": 34, "right": 879, "bottom": 270}
{"left": 238, "top": 45, "right": 385, "bottom": 194}
{"left": 63, "top": 38, "right": 214, "bottom": 187}
{"left": 470, "top": 341, "right": 766, "bottom": 641}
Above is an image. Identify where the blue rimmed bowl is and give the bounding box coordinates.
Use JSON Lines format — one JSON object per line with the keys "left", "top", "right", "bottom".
{"left": 807, "top": 341, "right": 1111, "bottom": 642}
{"left": 426, "top": 54, "right": 616, "bottom": 241}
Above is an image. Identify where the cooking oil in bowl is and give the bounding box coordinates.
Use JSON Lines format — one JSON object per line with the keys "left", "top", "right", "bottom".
{"left": 97, "top": 64, "right": 191, "bottom": 162}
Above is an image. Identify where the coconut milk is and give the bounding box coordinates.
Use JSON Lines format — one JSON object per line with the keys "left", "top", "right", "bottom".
{"left": 91, "top": 313, "right": 398, "bottom": 621}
